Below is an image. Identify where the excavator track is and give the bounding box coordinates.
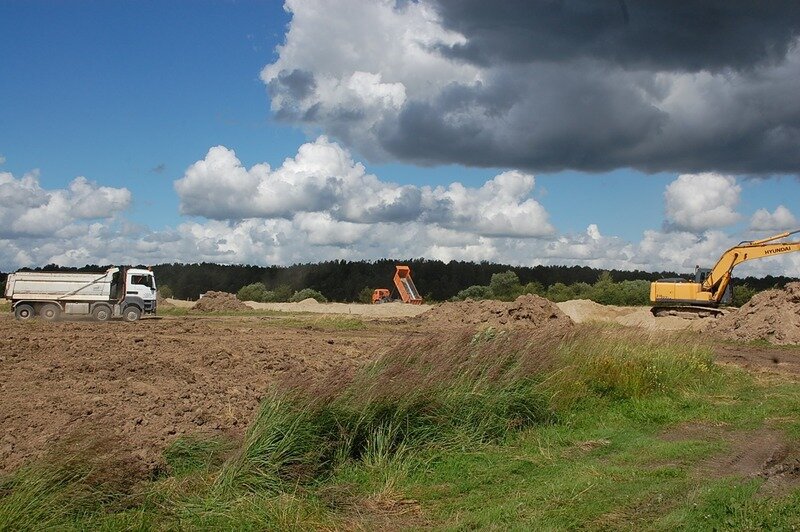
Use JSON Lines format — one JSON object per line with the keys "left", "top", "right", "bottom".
{"left": 650, "top": 305, "right": 728, "bottom": 319}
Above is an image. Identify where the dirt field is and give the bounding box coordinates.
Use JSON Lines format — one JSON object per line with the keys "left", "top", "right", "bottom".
{"left": 0, "top": 314, "right": 405, "bottom": 476}
{"left": 2, "top": 295, "right": 799, "bottom": 478}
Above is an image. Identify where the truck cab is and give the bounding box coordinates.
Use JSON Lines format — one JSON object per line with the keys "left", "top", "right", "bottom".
{"left": 123, "top": 268, "right": 157, "bottom": 315}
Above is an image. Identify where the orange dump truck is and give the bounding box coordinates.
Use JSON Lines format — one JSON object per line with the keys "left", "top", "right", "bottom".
{"left": 371, "top": 265, "right": 423, "bottom": 304}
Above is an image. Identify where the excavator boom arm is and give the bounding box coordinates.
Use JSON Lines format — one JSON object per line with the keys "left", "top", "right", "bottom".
{"left": 703, "top": 230, "right": 800, "bottom": 301}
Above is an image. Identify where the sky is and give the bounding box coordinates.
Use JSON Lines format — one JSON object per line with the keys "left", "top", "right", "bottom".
{"left": 1, "top": 0, "right": 800, "bottom": 277}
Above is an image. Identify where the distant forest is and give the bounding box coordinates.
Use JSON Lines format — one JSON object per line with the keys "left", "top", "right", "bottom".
{"left": 1, "top": 259, "right": 796, "bottom": 302}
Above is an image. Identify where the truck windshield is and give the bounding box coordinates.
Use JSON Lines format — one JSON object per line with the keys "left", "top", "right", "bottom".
{"left": 131, "top": 274, "right": 155, "bottom": 289}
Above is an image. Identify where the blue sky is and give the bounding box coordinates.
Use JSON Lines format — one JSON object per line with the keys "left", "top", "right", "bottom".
{"left": 1, "top": 1, "right": 799, "bottom": 276}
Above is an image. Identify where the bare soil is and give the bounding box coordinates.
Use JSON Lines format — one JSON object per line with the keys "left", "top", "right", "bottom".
{"left": 661, "top": 424, "right": 800, "bottom": 496}
{"left": 556, "top": 299, "right": 711, "bottom": 331}
{"left": 710, "top": 283, "right": 800, "bottom": 345}
{"left": 713, "top": 343, "right": 800, "bottom": 375}
{"left": 243, "top": 299, "right": 430, "bottom": 318}
{"left": 0, "top": 315, "right": 389, "bottom": 475}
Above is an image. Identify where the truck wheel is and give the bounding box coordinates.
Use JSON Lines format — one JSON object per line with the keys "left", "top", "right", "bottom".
{"left": 123, "top": 306, "right": 141, "bottom": 322}
{"left": 14, "top": 304, "right": 35, "bottom": 321}
{"left": 40, "top": 304, "right": 61, "bottom": 321}
{"left": 92, "top": 305, "right": 111, "bottom": 322}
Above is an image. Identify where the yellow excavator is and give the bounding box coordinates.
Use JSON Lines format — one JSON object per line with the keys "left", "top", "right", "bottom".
{"left": 650, "top": 229, "right": 800, "bottom": 318}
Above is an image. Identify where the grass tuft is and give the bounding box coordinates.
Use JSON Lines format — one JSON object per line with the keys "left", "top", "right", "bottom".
{"left": 164, "top": 436, "right": 234, "bottom": 477}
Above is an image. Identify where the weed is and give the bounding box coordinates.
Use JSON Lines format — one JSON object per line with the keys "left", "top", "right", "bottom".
{"left": 164, "top": 436, "right": 234, "bottom": 477}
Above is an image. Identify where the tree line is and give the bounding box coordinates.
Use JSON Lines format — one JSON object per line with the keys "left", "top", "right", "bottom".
{"left": 1, "top": 260, "right": 795, "bottom": 304}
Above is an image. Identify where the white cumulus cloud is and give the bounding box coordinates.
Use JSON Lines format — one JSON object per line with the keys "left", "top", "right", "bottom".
{"left": 664, "top": 173, "right": 740, "bottom": 232}
{"left": 0, "top": 171, "right": 131, "bottom": 238}
{"left": 175, "top": 137, "right": 554, "bottom": 239}
{"left": 750, "top": 205, "right": 797, "bottom": 232}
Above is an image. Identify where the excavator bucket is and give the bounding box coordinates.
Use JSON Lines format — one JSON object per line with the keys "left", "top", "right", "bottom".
{"left": 393, "top": 265, "right": 423, "bottom": 304}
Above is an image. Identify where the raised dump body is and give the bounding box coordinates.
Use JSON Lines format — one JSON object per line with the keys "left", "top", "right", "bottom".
{"left": 4, "top": 267, "right": 157, "bottom": 322}
{"left": 393, "top": 265, "right": 423, "bottom": 305}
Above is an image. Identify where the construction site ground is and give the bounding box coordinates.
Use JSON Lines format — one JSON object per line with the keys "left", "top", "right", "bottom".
{"left": 2, "top": 295, "right": 799, "bottom": 479}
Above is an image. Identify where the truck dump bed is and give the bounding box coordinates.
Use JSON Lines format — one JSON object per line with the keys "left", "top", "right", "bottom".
{"left": 393, "top": 265, "right": 423, "bottom": 305}
{"left": 4, "top": 269, "right": 118, "bottom": 302}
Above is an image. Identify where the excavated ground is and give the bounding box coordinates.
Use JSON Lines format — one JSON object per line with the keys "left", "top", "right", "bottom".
{"left": 0, "top": 315, "right": 403, "bottom": 476}
{"left": 709, "top": 282, "right": 800, "bottom": 345}
{"left": 660, "top": 424, "right": 800, "bottom": 497}
{"left": 1, "top": 292, "right": 799, "bottom": 479}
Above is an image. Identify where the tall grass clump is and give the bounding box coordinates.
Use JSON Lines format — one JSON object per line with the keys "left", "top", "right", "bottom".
{"left": 217, "top": 323, "right": 718, "bottom": 491}
{"left": 0, "top": 434, "right": 143, "bottom": 529}
{"left": 215, "top": 327, "right": 566, "bottom": 491}
{"left": 549, "top": 324, "right": 716, "bottom": 407}
{"left": 216, "top": 396, "right": 329, "bottom": 494}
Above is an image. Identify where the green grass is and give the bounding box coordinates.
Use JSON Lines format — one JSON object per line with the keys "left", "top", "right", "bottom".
{"left": 3, "top": 324, "right": 800, "bottom": 530}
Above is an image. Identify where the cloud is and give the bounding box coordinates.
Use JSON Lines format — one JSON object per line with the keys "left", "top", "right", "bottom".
{"left": 175, "top": 136, "right": 555, "bottom": 238}
{"left": 0, "top": 171, "right": 131, "bottom": 238}
{"left": 3, "top": 198, "right": 799, "bottom": 280}
{"left": 431, "top": 0, "right": 800, "bottom": 72}
{"left": 750, "top": 205, "right": 798, "bottom": 232}
{"left": 263, "top": 0, "right": 800, "bottom": 174}
{"left": 0, "top": 155, "right": 5, "bottom": 165}
{"left": 2, "top": 152, "right": 798, "bottom": 280}
{"left": 663, "top": 173, "right": 740, "bottom": 232}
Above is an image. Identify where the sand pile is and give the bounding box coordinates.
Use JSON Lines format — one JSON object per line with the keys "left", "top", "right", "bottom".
{"left": 557, "top": 299, "right": 626, "bottom": 323}
{"left": 422, "top": 294, "right": 573, "bottom": 330}
{"left": 191, "top": 291, "right": 250, "bottom": 312}
{"left": 710, "top": 283, "right": 800, "bottom": 344}
{"left": 156, "top": 293, "right": 175, "bottom": 309}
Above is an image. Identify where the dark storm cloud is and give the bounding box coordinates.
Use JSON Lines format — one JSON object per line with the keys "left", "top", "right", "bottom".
{"left": 376, "top": 59, "right": 800, "bottom": 173}
{"left": 266, "top": 0, "right": 800, "bottom": 175}
{"left": 431, "top": 0, "right": 800, "bottom": 72}
{"left": 381, "top": 63, "right": 669, "bottom": 171}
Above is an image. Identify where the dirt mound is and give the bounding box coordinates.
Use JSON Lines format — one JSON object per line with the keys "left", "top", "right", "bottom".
{"left": 710, "top": 283, "right": 800, "bottom": 344}
{"left": 422, "top": 294, "right": 573, "bottom": 330}
{"left": 191, "top": 291, "right": 250, "bottom": 312}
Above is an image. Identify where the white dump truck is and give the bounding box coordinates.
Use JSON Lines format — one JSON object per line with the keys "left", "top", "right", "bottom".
{"left": 3, "top": 267, "right": 157, "bottom": 322}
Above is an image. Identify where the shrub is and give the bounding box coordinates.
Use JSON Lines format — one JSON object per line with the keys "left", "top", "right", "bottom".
{"left": 454, "top": 285, "right": 494, "bottom": 300}
{"left": 237, "top": 283, "right": 270, "bottom": 302}
{"left": 732, "top": 284, "right": 757, "bottom": 307}
{"left": 522, "top": 281, "right": 544, "bottom": 296}
{"left": 289, "top": 288, "right": 327, "bottom": 303}
{"left": 272, "top": 285, "right": 293, "bottom": 303}
{"left": 157, "top": 284, "right": 174, "bottom": 299}
{"left": 358, "top": 287, "right": 374, "bottom": 304}
{"left": 489, "top": 271, "right": 523, "bottom": 301}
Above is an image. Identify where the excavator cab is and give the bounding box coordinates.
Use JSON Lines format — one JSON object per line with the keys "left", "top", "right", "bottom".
{"left": 694, "top": 266, "right": 712, "bottom": 284}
